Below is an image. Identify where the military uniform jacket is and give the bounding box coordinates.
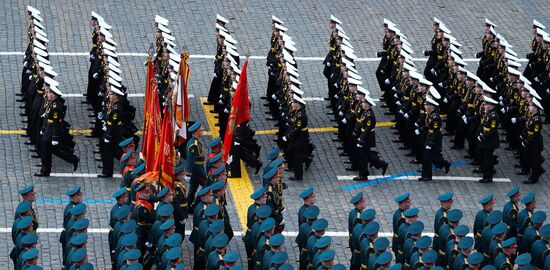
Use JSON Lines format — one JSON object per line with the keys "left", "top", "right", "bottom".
{"left": 358, "top": 108, "right": 377, "bottom": 148}
{"left": 523, "top": 112, "right": 542, "bottom": 150}
{"left": 423, "top": 111, "right": 443, "bottom": 150}
{"left": 173, "top": 182, "right": 189, "bottom": 222}
{"left": 185, "top": 137, "right": 206, "bottom": 178}
{"left": 105, "top": 100, "right": 124, "bottom": 143}
{"left": 478, "top": 109, "right": 499, "bottom": 149}
{"left": 40, "top": 98, "right": 63, "bottom": 142}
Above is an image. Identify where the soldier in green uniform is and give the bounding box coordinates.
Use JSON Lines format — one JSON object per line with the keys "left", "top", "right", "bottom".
{"left": 196, "top": 204, "right": 221, "bottom": 270}
{"left": 348, "top": 192, "right": 367, "bottom": 236}
{"left": 375, "top": 251, "right": 393, "bottom": 270}
{"left": 475, "top": 210, "right": 501, "bottom": 255}
{"left": 20, "top": 248, "right": 40, "bottom": 270}
{"left": 204, "top": 220, "right": 224, "bottom": 256}
{"left": 530, "top": 224, "right": 550, "bottom": 270}
{"left": 317, "top": 249, "right": 336, "bottom": 270}
{"left": 222, "top": 251, "right": 240, "bottom": 270}
{"left": 158, "top": 233, "right": 182, "bottom": 268}
{"left": 298, "top": 187, "right": 316, "bottom": 226}
{"left": 206, "top": 233, "right": 229, "bottom": 270}
{"left": 502, "top": 187, "right": 521, "bottom": 238}
{"left": 173, "top": 164, "right": 188, "bottom": 238}
{"left": 466, "top": 252, "right": 484, "bottom": 270}
{"left": 62, "top": 203, "right": 87, "bottom": 266}
{"left": 311, "top": 236, "right": 332, "bottom": 270}
{"left": 254, "top": 217, "right": 276, "bottom": 270}
{"left": 64, "top": 233, "right": 88, "bottom": 270}
{"left": 244, "top": 187, "right": 267, "bottom": 270}
{"left": 396, "top": 208, "right": 419, "bottom": 263}
{"left": 297, "top": 206, "right": 320, "bottom": 270}
{"left": 261, "top": 234, "right": 284, "bottom": 270}
{"left": 476, "top": 96, "right": 500, "bottom": 183}
{"left": 120, "top": 248, "right": 142, "bottom": 270}
{"left": 436, "top": 209, "right": 463, "bottom": 266}
{"left": 393, "top": 193, "right": 412, "bottom": 256}
{"left": 486, "top": 223, "right": 507, "bottom": 266}
{"left": 451, "top": 236, "right": 474, "bottom": 270}
{"left": 514, "top": 253, "right": 533, "bottom": 270}
{"left": 133, "top": 184, "right": 156, "bottom": 257}
{"left": 264, "top": 167, "right": 284, "bottom": 232}
{"left": 409, "top": 236, "right": 432, "bottom": 270}
{"left": 518, "top": 193, "right": 537, "bottom": 240}
{"left": 520, "top": 99, "right": 544, "bottom": 184}
{"left": 519, "top": 211, "right": 546, "bottom": 253}
{"left": 493, "top": 237, "right": 516, "bottom": 270}
{"left": 186, "top": 121, "right": 207, "bottom": 206}
{"left": 211, "top": 180, "right": 233, "bottom": 240}
{"left": 350, "top": 210, "right": 376, "bottom": 270}
{"left": 269, "top": 251, "right": 289, "bottom": 269}
{"left": 369, "top": 238, "right": 390, "bottom": 270}
{"left": 18, "top": 185, "right": 38, "bottom": 231}
{"left": 190, "top": 186, "right": 213, "bottom": 251}
{"left": 419, "top": 250, "right": 438, "bottom": 270}
{"left": 402, "top": 221, "right": 424, "bottom": 268}
{"left": 147, "top": 204, "right": 174, "bottom": 265}
{"left": 445, "top": 225, "right": 470, "bottom": 269}
{"left": 307, "top": 219, "right": 329, "bottom": 264}
{"left": 474, "top": 194, "right": 494, "bottom": 243}
{"left": 433, "top": 192, "right": 454, "bottom": 253}
{"left": 164, "top": 247, "right": 184, "bottom": 270}
{"left": 117, "top": 234, "right": 138, "bottom": 269}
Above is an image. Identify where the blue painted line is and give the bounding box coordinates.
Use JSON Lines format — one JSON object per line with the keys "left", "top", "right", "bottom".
{"left": 36, "top": 198, "right": 116, "bottom": 204}
{"left": 342, "top": 159, "right": 467, "bottom": 191}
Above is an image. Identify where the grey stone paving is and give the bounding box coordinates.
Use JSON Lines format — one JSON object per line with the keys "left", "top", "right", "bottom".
{"left": 0, "top": 0, "right": 549, "bottom": 269}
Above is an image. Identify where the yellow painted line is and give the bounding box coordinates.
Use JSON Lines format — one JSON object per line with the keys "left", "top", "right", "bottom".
{"left": 199, "top": 97, "right": 253, "bottom": 229}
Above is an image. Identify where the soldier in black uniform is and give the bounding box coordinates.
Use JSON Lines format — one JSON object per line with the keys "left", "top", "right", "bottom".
{"left": 285, "top": 95, "right": 310, "bottom": 181}
{"left": 99, "top": 87, "right": 125, "bottom": 178}
{"left": 418, "top": 97, "right": 451, "bottom": 181}
{"left": 477, "top": 96, "right": 500, "bottom": 183}
{"left": 520, "top": 99, "right": 544, "bottom": 184}
{"left": 34, "top": 77, "right": 79, "bottom": 177}
{"left": 173, "top": 164, "right": 189, "bottom": 237}
{"left": 354, "top": 94, "right": 388, "bottom": 181}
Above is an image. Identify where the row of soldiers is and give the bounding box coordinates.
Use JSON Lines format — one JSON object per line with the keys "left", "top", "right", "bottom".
{"left": 204, "top": 14, "right": 263, "bottom": 178}
{"left": 84, "top": 11, "right": 139, "bottom": 178}
{"left": 347, "top": 188, "right": 550, "bottom": 270}
{"left": 18, "top": 5, "right": 79, "bottom": 177}
{"left": 263, "top": 16, "right": 315, "bottom": 181}
{"left": 322, "top": 15, "right": 389, "bottom": 181}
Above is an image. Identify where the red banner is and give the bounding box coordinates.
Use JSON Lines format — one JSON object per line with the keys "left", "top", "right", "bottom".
{"left": 141, "top": 60, "right": 161, "bottom": 172}
{"left": 155, "top": 104, "right": 175, "bottom": 188}
{"left": 222, "top": 60, "right": 250, "bottom": 162}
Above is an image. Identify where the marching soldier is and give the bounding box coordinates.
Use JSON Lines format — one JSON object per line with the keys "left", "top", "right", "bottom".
{"left": 519, "top": 99, "right": 544, "bottom": 184}
{"left": 98, "top": 87, "right": 126, "bottom": 178}
{"left": 476, "top": 96, "right": 500, "bottom": 183}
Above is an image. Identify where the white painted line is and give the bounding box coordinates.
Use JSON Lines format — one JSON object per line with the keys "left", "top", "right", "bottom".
{"left": 50, "top": 173, "right": 122, "bottom": 178}
{"left": 337, "top": 175, "right": 511, "bottom": 182}
{"left": 0, "top": 228, "right": 472, "bottom": 238}
{"left": 0, "top": 51, "right": 528, "bottom": 62}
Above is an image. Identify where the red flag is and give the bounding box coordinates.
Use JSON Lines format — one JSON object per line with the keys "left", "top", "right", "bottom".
{"left": 154, "top": 104, "right": 176, "bottom": 188}
{"left": 173, "top": 53, "right": 191, "bottom": 142}
{"left": 222, "top": 60, "right": 250, "bottom": 162}
{"left": 141, "top": 60, "right": 162, "bottom": 172}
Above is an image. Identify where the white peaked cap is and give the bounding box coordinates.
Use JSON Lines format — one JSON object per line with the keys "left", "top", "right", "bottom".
{"left": 533, "top": 19, "right": 546, "bottom": 29}
{"left": 111, "top": 86, "right": 124, "bottom": 96}
{"left": 290, "top": 84, "right": 304, "bottom": 96}
{"left": 155, "top": 15, "right": 169, "bottom": 26}
{"left": 429, "top": 86, "right": 441, "bottom": 99}
{"left": 34, "top": 46, "right": 48, "bottom": 57}
{"left": 532, "top": 98, "right": 544, "bottom": 110}
{"left": 426, "top": 96, "right": 439, "bottom": 106}
{"left": 364, "top": 95, "right": 376, "bottom": 106}
{"left": 44, "top": 76, "right": 59, "bottom": 87}
{"left": 292, "top": 94, "right": 306, "bottom": 105}
{"left": 483, "top": 95, "right": 498, "bottom": 104}
{"left": 485, "top": 18, "right": 497, "bottom": 27}
{"left": 108, "top": 77, "right": 122, "bottom": 88}
{"left": 290, "top": 76, "right": 302, "bottom": 85}
{"left": 330, "top": 15, "right": 342, "bottom": 25}
{"left": 216, "top": 14, "right": 229, "bottom": 24}
{"left": 272, "top": 15, "right": 284, "bottom": 25}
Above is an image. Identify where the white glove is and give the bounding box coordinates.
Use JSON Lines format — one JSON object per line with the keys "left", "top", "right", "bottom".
{"left": 271, "top": 94, "right": 277, "bottom": 100}
{"left": 104, "top": 138, "right": 110, "bottom": 143}
{"left": 500, "top": 108, "right": 506, "bottom": 114}
{"left": 399, "top": 110, "right": 404, "bottom": 115}
{"left": 462, "top": 115, "right": 468, "bottom": 124}
{"left": 224, "top": 108, "right": 229, "bottom": 113}
{"left": 234, "top": 141, "right": 240, "bottom": 146}
{"left": 430, "top": 68, "right": 437, "bottom": 75}
{"left": 334, "top": 94, "right": 339, "bottom": 99}
{"left": 93, "top": 73, "right": 99, "bottom": 79}
{"left": 356, "top": 143, "right": 363, "bottom": 148}
{"left": 97, "top": 112, "right": 104, "bottom": 120}
{"left": 89, "top": 54, "right": 95, "bottom": 61}
{"left": 394, "top": 93, "right": 399, "bottom": 99}
{"left": 477, "top": 135, "right": 482, "bottom": 142}
{"left": 404, "top": 113, "right": 409, "bottom": 119}
{"left": 342, "top": 118, "right": 348, "bottom": 124}
{"left": 499, "top": 101, "right": 504, "bottom": 106}
{"left": 145, "top": 242, "right": 153, "bottom": 248}
{"left": 384, "top": 79, "right": 391, "bottom": 85}
{"left": 511, "top": 117, "right": 516, "bottom": 124}
{"left": 489, "top": 77, "right": 494, "bottom": 82}
{"left": 102, "top": 124, "right": 107, "bottom": 131}
{"left": 326, "top": 62, "right": 331, "bottom": 67}
{"left": 499, "top": 96, "right": 504, "bottom": 101}
{"left": 425, "top": 145, "right": 432, "bottom": 150}
{"left": 396, "top": 101, "right": 402, "bottom": 106}
{"left": 534, "top": 77, "right": 540, "bottom": 83}
{"left": 281, "top": 113, "right": 285, "bottom": 117}
{"left": 40, "top": 131, "right": 43, "bottom": 135}
{"left": 338, "top": 111, "right": 344, "bottom": 117}
{"left": 282, "top": 136, "right": 287, "bottom": 142}
{"left": 546, "top": 89, "right": 550, "bottom": 94}
{"left": 438, "top": 82, "right": 444, "bottom": 88}
{"left": 522, "top": 141, "right": 526, "bottom": 147}
{"left": 415, "top": 129, "right": 420, "bottom": 135}
{"left": 443, "top": 97, "right": 448, "bottom": 103}
{"left": 26, "top": 70, "right": 32, "bottom": 74}
{"left": 392, "top": 86, "right": 397, "bottom": 92}
{"left": 213, "top": 73, "right": 217, "bottom": 78}
{"left": 52, "top": 141, "right": 59, "bottom": 146}
{"left": 415, "top": 123, "right": 419, "bottom": 128}
{"left": 218, "top": 100, "right": 224, "bottom": 105}
{"left": 23, "top": 61, "right": 28, "bottom": 67}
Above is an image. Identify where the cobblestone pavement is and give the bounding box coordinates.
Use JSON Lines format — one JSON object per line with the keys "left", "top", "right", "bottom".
{"left": 0, "top": 0, "right": 549, "bottom": 269}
